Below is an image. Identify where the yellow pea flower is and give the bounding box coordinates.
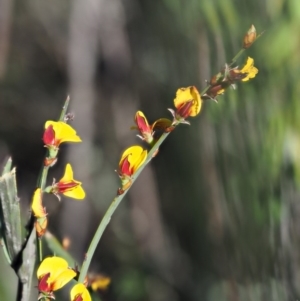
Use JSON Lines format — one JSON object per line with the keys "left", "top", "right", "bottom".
{"left": 37, "top": 256, "right": 76, "bottom": 298}
{"left": 70, "top": 283, "right": 91, "bottom": 301}
{"left": 52, "top": 164, "right": 85, "bottom": 200}
{"left": 43, "top": 121, "right": 81, "bottom": 148}
{"left": 119, "top": 146, "right": 147, "bottom": 177}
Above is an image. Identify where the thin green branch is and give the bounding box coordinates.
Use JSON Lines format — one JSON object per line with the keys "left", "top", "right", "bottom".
{"left": 78, "top": 131, "right": 171, "bottom": 282}
{"left": 59, "top": 95, "right": 70, "bottom": 122}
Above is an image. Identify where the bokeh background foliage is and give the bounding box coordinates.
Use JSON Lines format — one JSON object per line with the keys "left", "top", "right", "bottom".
{"left": 1, "top": 0, "right": 300, "bottom": 300}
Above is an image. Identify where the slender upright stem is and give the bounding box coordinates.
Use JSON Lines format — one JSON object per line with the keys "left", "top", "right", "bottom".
{"left": 78, "top": 132, "right": 170, "bottom": 282}
{"left": 39, "top": 166, "right": 49, "bottom": 191}
{"left": 230, "top": 49, "right": 245, "bottom": 65}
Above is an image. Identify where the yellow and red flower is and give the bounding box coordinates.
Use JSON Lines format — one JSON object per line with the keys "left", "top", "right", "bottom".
{"left": 134, "top": 111, "right": 154, "bottom": 144}
{"left": 118, "top": 146, "right": 147, "bottom": 192}
{"left": 230, "top": 57, "right": 258, "bottom": 82}
{"left": 119, "top": 146, "right": 147, "bottom": 177}
{"left": 203, "top": 57, "right": 258, "bottom": 101}
{"left": 133, "top": 111, "right": 173, "bottom": 143}
{"left": 37, "top": 256, "right": 76, "bottom": 298}
{"left": 50, "top": 164, "right": 85, "bottom": 200}
{"left": 43, "top": 121, "right": 81, "bottom": 159}
{"left": 31, "top": 188, "right": 46, "bottom": 218}
{"left": 70, "top": 283, "right": 91, "bottom": 301}
{"left": 170, "top": 86, "right": 202, "bottom": 124}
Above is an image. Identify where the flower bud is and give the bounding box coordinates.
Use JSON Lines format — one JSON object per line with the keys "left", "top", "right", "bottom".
{"left": 243, "top": 24, "right": 256, "bottom": 49}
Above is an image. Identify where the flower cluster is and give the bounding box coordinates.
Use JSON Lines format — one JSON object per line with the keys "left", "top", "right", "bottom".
{"left": 203, "top": 56, "right": 258, "bottom": 101}
{"left": 116, "top": 26, "right": 260, "bottom": 193}
{"left": 202, "top": 25, "right": 258, "bottom": 102}
{"left": 31, "top": 120, "right": 85, "bottom": 237}
{"left": 117, "top": 85, "right": 203, "bottom": 193}
{"left": 32, "top": 115, "right": 92, "bottom": 300}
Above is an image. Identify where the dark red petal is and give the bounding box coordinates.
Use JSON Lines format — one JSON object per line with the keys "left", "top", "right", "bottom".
{"left": 120, "top": 156, "right": 132, "bottom": 176}
{"left": 135, "top": 114, "right": 150, "bottom": 133}
{"left": 56, "top": 181, "right": 78, "bottom": 193}
{"left": 38, "top": 273, "right": 51, "bottom": 293}
{"left": 176, "top": 101, "right": 194, "bottom": 119}
{"left": 43, "top": 125, "right": 56, "bottom": 146}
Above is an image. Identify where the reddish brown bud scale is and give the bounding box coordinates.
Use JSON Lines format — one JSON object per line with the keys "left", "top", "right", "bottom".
{"left": 243, "top": 24, "right": 256, "bottom": 49}
{"left": 44, "top": 157, "right": 57, "bottom": 167}
{"left": 35, "top": 218, "right": 48, "bottom": 238}
{"left": 165, "top": 126, "right": 175, "bottom": 132}
{"left": 117, "top": 188, "right": 124, "bottom": 195}
{"left": 228, "top": 69, "right": 248, "bottom": 81}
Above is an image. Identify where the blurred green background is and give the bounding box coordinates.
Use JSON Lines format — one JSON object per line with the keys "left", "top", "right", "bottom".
{"left": 1, "top": 0, "right": 300, "bottom": 300}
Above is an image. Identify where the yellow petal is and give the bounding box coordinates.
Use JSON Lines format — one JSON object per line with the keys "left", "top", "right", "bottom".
{"left": 58, "top": 164, "right": 85, "bottom": 200}
{"left": 130, "top": 149, "right": 147, "bottom": 173}
{"left": 60, "top": 164, "right": 74, "bottom": 183}
{"left": 90, "top": 276, "right": 111, "bottom": 291}
{"left": 71, "top": 283, "right": 92, "bottom": 301}
{"left": 45, "top": 121, "right": 82, "bottom": 145}
{"left": 51, "top": 269, "right": 77, "bottom": 291}
{"left": 63, "top": 185, "right": 85, "bottom": 200}
{"left": 37, "top": 257, "right": 76, "bottom": 291}
{"left": 31, "top": 188, "right": 46, "bottom": 218}
{"left": 240, "top": 57, "right": 254, "bottom": 72}
{"left": 37, "top": 257, "right": 68, "bottom": 279}
{"left": 240, "top": 57, "right": 258, "bottom": 81}
{"left": 173, "top": 86, "right": 202, "bottom": 117}
{"left": 120, "top": 146, "right": 143, "bottom": 162}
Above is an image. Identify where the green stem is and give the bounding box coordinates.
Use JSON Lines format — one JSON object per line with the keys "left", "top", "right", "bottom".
{"left": 40, "top": 166, "right": 49, "bottom": 191}
{"left": 59, "top": 95, "right": 70, "bottom": 121}
{"left": 38, "top": 239, "right": 42, "bottom": 262}
{"left": 230, "top": 48, "right": 245, "bottom": 65}
{"left": 78, "top": 131, "right": 171, "bottom": 282}
{"left": 230, "top": 31, "right": 264, "bottom": 66}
